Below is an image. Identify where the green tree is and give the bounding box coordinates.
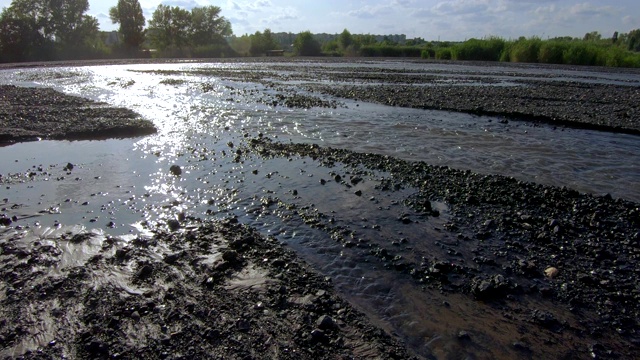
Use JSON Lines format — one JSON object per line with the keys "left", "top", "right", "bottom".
{"left": 0, "top": 0, "right": 98, "bottom": 60}
{"left": 147, "top": 4, "right": 191, "bottom": 51}
{"left": 190, "top": 6, "right": 231, "bottom": 46}
{"left": 109, "top": 0, "right": 146, "bottom": 50}
{"left": 627, "top": 29, "right": 640, "bottom": 52}
{"left": 293, "top": 31, "right": 321, "bottom": 56}
{"left": 0, "top": 8, "right": 51, "bottom": 62}
{"left": 583, "top": 31, "right": 601, "bottom": 42}
{"left": 338, "top": 28, "right": 352, "bottom": 49}
{"left": 249, "top": 28, "right": 279, "bottom": 56}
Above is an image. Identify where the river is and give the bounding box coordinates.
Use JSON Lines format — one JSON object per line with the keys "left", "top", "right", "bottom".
{"left": 1, "top": 60, "right": 639, "bottom": 358}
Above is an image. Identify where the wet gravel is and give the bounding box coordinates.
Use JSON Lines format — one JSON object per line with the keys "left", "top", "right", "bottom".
{"left": 1, "top": 59, "right": 639, "bottom": 359}
{"left": 0, "top": 219, "right": 412, "bottom": 359}
{"left": 0, "top": 85, "right": 156, "bottom": 144}
{"left": 313, "top": 81, "right": 640, "bottom": 134}
{"left": 245, "top": 136, "right": 640, "bottom": 359}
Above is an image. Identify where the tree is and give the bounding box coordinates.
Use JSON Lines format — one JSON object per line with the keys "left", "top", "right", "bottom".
{"left": 147, "top": 5, "right": 191, "bottom": 51}
{"left": 0, "top": 8, "right": 51, "bottom": 62}
{"left": 293, "top": 31, "right": 321, "bottom": 56}
{"left": 109, "top": 0, "right": 145, "bottom": 50}
{"left": 627, "top": 29, "right": 640, "bottom": 52}
{"left": 583, "top": 31, "right": 601, "bottom": 42}
{"left": 190, "top": 6, "right": 231, "bottom": 46}
{"left": 249, "top": 28, "right": 279, "bottom": 56}
{"left": 0, "top": 0, "right": 98, "bottom": 61}
{"left": 338, "top": 28, "right": 352, "bottom": 50}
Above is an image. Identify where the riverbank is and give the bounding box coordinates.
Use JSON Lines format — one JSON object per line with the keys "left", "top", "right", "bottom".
{"left": 0, "top": 85, "right": 156, "bottom": 144}
{"left": 0, "top": 59, "right": 639, "bottom": 359}
{"left": 0, "top": 219, "right": 413, "bottom": 359}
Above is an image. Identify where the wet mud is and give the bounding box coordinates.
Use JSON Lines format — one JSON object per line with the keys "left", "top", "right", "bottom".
{"left": 1, "top": 59, "right": 639, "bottom": 359}
{"left": 0, "top": 85, "right": 156, "bottom": 144}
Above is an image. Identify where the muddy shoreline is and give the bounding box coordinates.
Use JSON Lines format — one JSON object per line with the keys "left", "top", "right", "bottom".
{"left": 1, "top": 59, "right": 639, "bottom": 359}
{"left": 0, "top": 85, "right": 156, "bottom": 144}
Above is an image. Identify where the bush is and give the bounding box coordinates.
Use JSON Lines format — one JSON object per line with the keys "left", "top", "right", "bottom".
{"left": 453, "top": 37, "right": 505, "bottom": 61}
{"left": 358, "top": 45, "right": 422, "bottom": 57}
{"left": 504, "top": 38, "right": 543, "bottom": 63}
{"left": 435, "top": 47, "right": 453, "bottom": 60}
{"left": 538, "top": 41, "right": 568, "bottom": 64}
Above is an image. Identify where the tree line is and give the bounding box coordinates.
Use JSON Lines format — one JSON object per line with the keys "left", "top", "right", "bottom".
{"left": 0, "top": 0, "right": 235, "bottom": 62}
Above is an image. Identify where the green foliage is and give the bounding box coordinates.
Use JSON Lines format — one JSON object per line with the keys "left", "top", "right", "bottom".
{"left": 147, "top": 5, "right": 191, "bottom": 51}
{"left": 249, "top": 29, "right": 279, "bottom": 56}
{"left": 435, "top": 47, "right": 453, "bottom": 60}
{"left": 537, "top": 41, "right": 566, "bottom": 64}
{"left": 359, "top": 45, "right": 422, "bottom": 57}
{"left": 294, "top": 31, "right": 321, "bottom": 56}
{"left": 338, "top": 29, "right": 352, "bottom": 50}
{"left": 501, "top": 37, "right": 542, "bottom": 63}
{"left": 109, "top": 0, "right": 145, "bottom": 51}
{"left": 147, "top": 4, "right": 231, "bottom": 56}
{"left": 190, "top": 6, "right": 231, "bottom": 47}
{"left": 453, "top": 37, "right": 506, "bottom": 61}
{"left": 627, "top": 29, "right": 640, "bottom": 52}
{"left": 0, "top": 0, "right": 99, "bottom": 62}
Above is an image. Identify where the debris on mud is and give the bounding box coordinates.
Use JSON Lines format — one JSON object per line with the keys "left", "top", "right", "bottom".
{"left": 0, "top": 219, "right": 414, "bottom": 359}
{"left": 0, "top": 85, "right": 156, "bottom": 144}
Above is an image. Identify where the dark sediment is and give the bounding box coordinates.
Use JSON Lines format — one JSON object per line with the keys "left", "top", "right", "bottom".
{"left": 0, "top": 85, "right": 156, "bottom": 144}
{"left": 245, "top": 136, "right": 640, "bottom": 359}
{"left": 0, "top": 219, "right": 413, "bottom": 359}
{"left": 313, "top": 81, "right": 640, "bottom": 135}
{"left": 1, "top": 59, "right": 639, "bottom": 359}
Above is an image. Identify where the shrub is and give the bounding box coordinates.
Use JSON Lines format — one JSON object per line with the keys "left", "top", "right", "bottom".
{"left": 435, "top": 47, "right": 453, "bottom": 60}
{"left": 538, "top": 41, "right": 568, "bottom": 64}
{"left": 453, "top": 37, "right": 505, "bottom": 61}
{"left": 506, "top": 38, "right": 543, "bottom": 63}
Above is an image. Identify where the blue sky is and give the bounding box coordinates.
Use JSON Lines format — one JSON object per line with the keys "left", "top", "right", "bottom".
{"left": 1, "top": 0, "right": 639, "bottom": 40}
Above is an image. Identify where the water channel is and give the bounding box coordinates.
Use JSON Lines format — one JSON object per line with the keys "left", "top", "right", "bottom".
{"left": 1, "top": 61, "right": 639, "bottom": 358}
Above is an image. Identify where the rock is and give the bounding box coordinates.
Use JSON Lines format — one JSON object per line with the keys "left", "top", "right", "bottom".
{"left": 317, "top": 315, "right": 336, "bottom": 330}
{"left": 544, "top": 267, "right": 559, "bottom": 279}
{"left": 167, "top": 219, "right": 180, "bottom": 231}
{"left": 354, "top": 190, "right": 362, "bottom": 196}
{"left": 310, "top": 329, "right": 328, "bottom": 343}
{"left": 136, "top": 264, "right": 154, "bottom": 279}
{"left": 64, "top": 162, "right": 74, "bottom": 171}
{"left": 222, "top": 250, "right": 241, "bottom": 264}
{"left": 0, "top": 217, "right": 11, "bottom": 226}
{"left": 169, "top": 165, "right": 182, "bottom": 176}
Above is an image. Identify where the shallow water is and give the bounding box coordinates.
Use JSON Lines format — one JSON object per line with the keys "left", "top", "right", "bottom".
{"left": 1, "top": 61, "right": 639, "bottom": 358}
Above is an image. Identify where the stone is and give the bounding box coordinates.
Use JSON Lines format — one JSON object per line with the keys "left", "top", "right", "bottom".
{"left": 545, "top": 267, "right": 559, "bottom": 279}
{"left": 317, "top": 315, "right": 336, "bottom": 330}
{"left": 169, "top": 165, "right": 182, "bottom": 176}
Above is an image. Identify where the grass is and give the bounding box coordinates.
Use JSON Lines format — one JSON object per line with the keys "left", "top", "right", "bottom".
{"left": 421, "top": 36, "right": 640, "bottom": 68}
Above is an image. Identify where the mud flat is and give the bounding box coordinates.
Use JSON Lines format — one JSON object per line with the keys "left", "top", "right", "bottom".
{"left": 0, "top": 219, "right": 412, "bottom": 359}
{"left": 0, "top": 85, "right": 156, "bottom": 144}
{"left": 1, "top": 59, "right": 639, "bottom": 359}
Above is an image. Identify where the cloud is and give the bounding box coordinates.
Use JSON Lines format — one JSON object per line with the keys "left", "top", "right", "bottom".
{"left": 159, "top": 0, "right": 199, "bottom": 9}
{"left": 347, "top": 5, "right": 393, "bottom": 19}
{"left": 569, "top": 2, "right": 616, "bottom": 17}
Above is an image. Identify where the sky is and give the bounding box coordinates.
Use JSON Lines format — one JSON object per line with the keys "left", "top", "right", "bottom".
{"left": 1, "top": 0, "right": 639, "bottom": 41}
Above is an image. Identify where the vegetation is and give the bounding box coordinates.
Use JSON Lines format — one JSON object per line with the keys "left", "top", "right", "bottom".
{"left": 109, "top": 0, "right": 145, "bottom": 55}
{"left": 294, "top": 31, "right": 321, "bottom": 56}
{"left": 146, "top": 4, "right": 232, "bottom": 58}
{"left": 425, "top": 33, "right": 640, "bottom": 68}
{"left": 0, "top": 0, "right": 102, "bottom": 62}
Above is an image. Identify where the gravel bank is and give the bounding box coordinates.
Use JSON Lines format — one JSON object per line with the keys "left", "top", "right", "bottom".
{"left": 0, "top": 219, "right": 413, "bottom": 359}
{"left": 0, "top": 85, "right": 156, "bottom": 144}
{"left": 314, "top": 80, "right": 640, "bottom": 134}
